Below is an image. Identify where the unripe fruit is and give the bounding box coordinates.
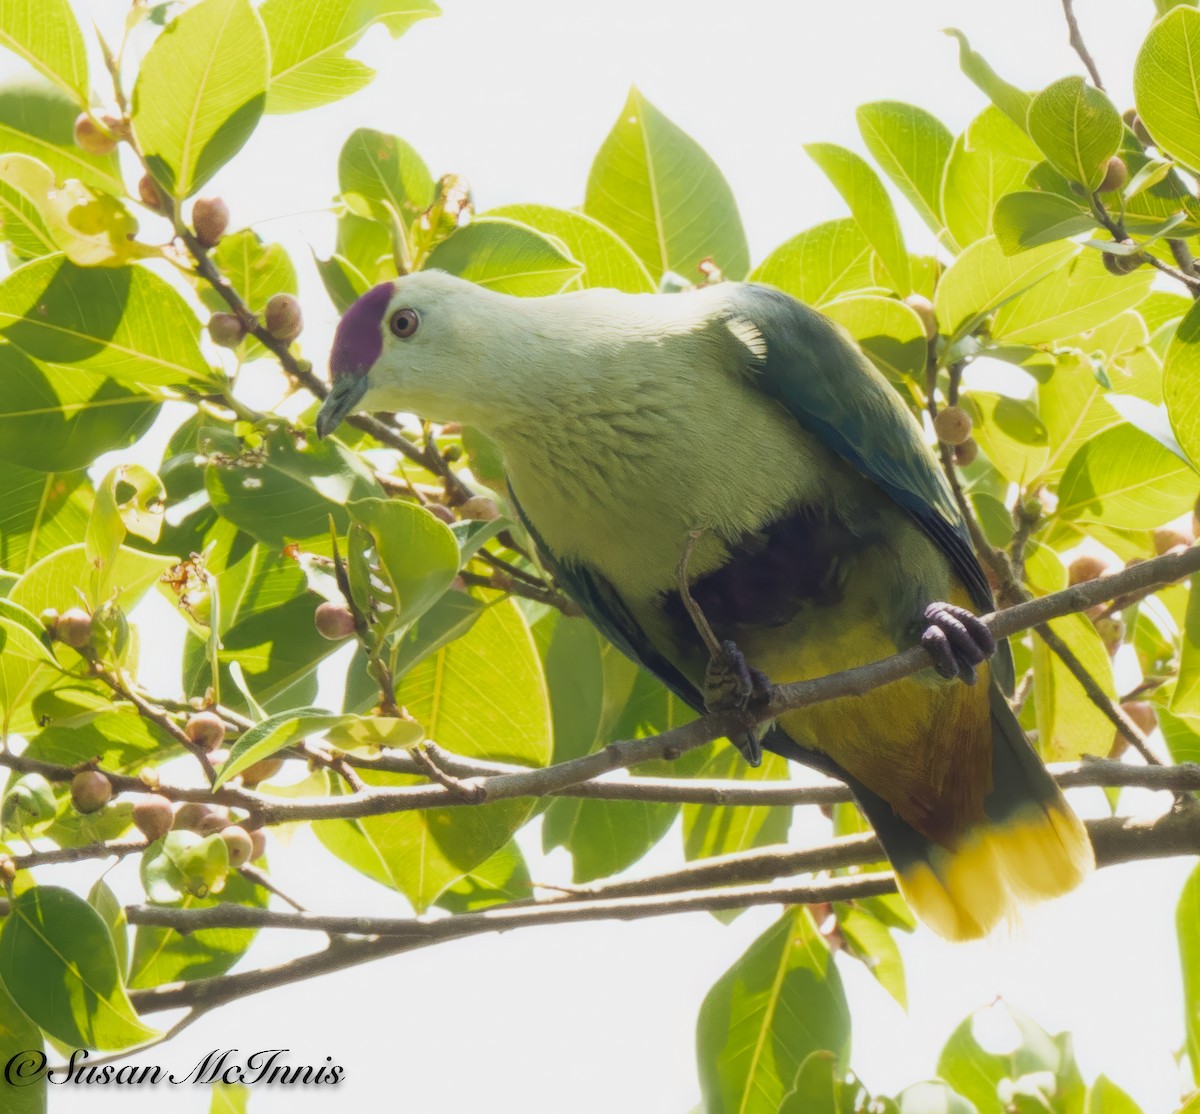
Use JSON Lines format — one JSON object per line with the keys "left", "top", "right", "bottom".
{"left": 192, "top": 197, "right": 229, "bottom": 247}
{"left": 934, "top": 406, "right": 972, "bottom": 446}
{"left": 1068, "top": 554, "right": 1112, "bottom": 586}
{"left": 1098, "top": 156, "right": 1128, "bottom": 193}
{"left": 38, "top": 608, "right": 59, "bottom": 637}
{"left": 315, "top": 601, "right": 356, "bottom": 640}
{"left": 208, "top": 312, "right": 245, "bottom": 349}
{"left": 221, "top": 825, "right": 254, "bottom": 867}
{"left": 0, "top": 857, "right": 16, "bottom": 885}
{"left": 240, "top": 756, "right": 283, "bottom": 787}
{"left": 1131, "top": 113, "right": 1153, "bottom": 147}
{"left": 185, "top": 711, "right": 226, "bottom": 753}
{"left": 426, "top": 503, "right": 455, "bottom": 525}
{"left": 137, "top": 173, "right": 167, "bottom": 213}
{"left": 264, "top": 294, "right": 303, "bottom": 342}
{"left": 249, "top": 828, "right": 267, "bottom": 861}
{"left": 1153, "top": 526, "right": 1190, "bottom": 555}
{"left": 1102, "top": 246, "right": 1145, "bottom": 276}
{"left": 174, "top": 802, "right": 220, "bottom": 832}
{"left": 195, "top": 809, "right": 231, "bottom": 835}
{"left": 56, "top": 607, "right": 93, "bottom": 649}
{"left": 903, "top": 293, "right": 937, "bottom": 340}
{"left": 71, "top": 770, "right": 112, "bottom": 814}
{"left": 73, "top": 113, "right": 117, "bottom": 155}
{"left": 953, "top": 438, "right": 978, "bottom": 467}
{"left": 132, "top": 796, "right": 174, "bottom": 841}
{"left": 1094, "top": 615, "right": 1125, "bottom": 655}
{"left": 459, "top": 495, "right": 500, "bottom": 521}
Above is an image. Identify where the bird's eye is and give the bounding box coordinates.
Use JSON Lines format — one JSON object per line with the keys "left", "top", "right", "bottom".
{"left": 389, "top": 308, "right": 420, "bottom": 339}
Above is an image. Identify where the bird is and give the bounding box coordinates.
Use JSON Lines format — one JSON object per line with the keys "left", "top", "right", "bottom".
{"left": 315, "top": 269, "right": 1094, "bottom": 941}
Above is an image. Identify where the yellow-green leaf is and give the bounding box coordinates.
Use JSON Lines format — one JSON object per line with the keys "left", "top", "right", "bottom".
{"left": 0, "top": 0, "right": 88, "bottom": 105}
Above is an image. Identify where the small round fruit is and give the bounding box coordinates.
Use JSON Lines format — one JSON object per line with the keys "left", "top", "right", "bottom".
{"left": 137, "top": 173, "right": 167, "bottom": 212}
{"left": 1102, "top": 247, "right": 1145, "bottom": 276}
{"left": 934, "top": 406, "right": 972, "bottom": 446}
{"left": 1131, "top": 114, "right": 1153, "bottom": 147}
{"left": 208, "top": 312, "right": 245, "bottom": 349}
{"left": 174, "top": 802, "right": 218, "bottom": 832}
{"left": 1068, "top": 554, "right": 1112, "bottom": 586}
{"left": 442, "top": 444, "right": 463, "bottom": 463}
{"left": 132, "top": 796, "right": 174, "bottom": 841}
{"left": 903, "top": 293, "right": 937, "bottom": 339}
{"left": 249, "top": 828, "right": 267, "bottom": 861}
{"left": 459, "top": 495, "right": 500, "bottom": 521}
{"left": 0, "top": 857, "right": 16, "bottom": 884}
{"left": 185, "top": 711, "right": 226, "bottom": 753}
{"left": 1094, "top": 615, "right": 1125, "bottom": 655}
{"left": 195, "top": 809, "right": 231, "bottom": 835}
{"left": 70, "top": 770, "right": 112, "bottom": 814}
{"left": 73, "top": 113, "right": 117, "bottom": 155}
{"left": 192, "top": 197, "right": 229, "bottom": 247}
{"left": 38, "top": 608, "right": 59, "bottom": 636}
{"left": 315, "top": 601, "right": 356, "bottom": 640}
{"left": 56, "top": 607, "right": 93, "bottom": 649}
{"left": 1098, "top": 156, "right": 1128, "bottom": 193}
{"left": 953, "top": 438, "right": 978, "bottom": 467}
{"left": 240, "top": 756, "right": 283, "bottom": 787}
{"left": 1153, "top": 526, "right": 1190, "bottom": 555}
{"left": 1121, "top": 700, "right": 1158, "bottom": 735}
{"left": 264, "top": 294, "right": 303, "bottom": 342}
{"left": 220, "top": 825, "right": 254, "bottom": 867}
{"left": 425, "top": 503, "right": 455, "bottom": 524}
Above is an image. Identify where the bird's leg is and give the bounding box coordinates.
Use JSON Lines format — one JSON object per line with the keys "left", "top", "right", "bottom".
{"left": 920, "top": 602, "right": 996, "bottom": 685}
{"left": 676, "top": 529, "right": 770, "bottom": 766}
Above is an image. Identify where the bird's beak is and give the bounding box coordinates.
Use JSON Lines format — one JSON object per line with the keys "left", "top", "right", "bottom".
{"left": 316, "top": 375, "right": 369, "bottom": 439}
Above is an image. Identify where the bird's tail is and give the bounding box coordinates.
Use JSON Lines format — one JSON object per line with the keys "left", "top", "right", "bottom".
{"left": 850, "top": 686, "right": 1094, "bottom": 941}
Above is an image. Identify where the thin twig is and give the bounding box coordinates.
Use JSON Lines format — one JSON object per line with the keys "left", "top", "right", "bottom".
{"left": 1059, "top": 0, "right": 1105, "bottom": 89}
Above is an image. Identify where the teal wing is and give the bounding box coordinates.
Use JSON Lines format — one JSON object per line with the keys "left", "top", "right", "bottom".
{"left": 727, "top": 283, "right": 1012, "bottom": 689}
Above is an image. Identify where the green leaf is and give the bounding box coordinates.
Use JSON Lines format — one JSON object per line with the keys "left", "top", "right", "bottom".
{"left": 0, "top": 82, "right": 122, "bottom": 195}
{"left": 822, "top": 295, "right": 927, "bottom": 381}
{"left": 316, "top": 598, "right": 550, "bottom": 910}
{"left": 856, "top": 100, "right": 954, "bottom": 246}
{"left": 20, "top": 708, "right": 179, "bottom": 777}
{"left": 1057, "top": 422, "right": 1196, "bottom": 528}
{"left": 894, "top": 1081, "right": 977, "bottom": 1114}
{"left": 435, "top": 839, "right": 532, "bottom": 913}
{"left": 210, "top": 1083, "right": 250, "bottom": 1114}
{"left": 0, "top": 465, "right": 92, "bottom": 574}
{"left": 422, "top": 217, "right": 582, "bottom": 296}
{"left": 934, "top": 236, "right": 1076, "bottom": 342}
{"left": 216, "top": 706, "right": 362, "bottom": 788}
{"left": 347, "top": 497, "right": 459, "bottom": 641}
{"left": 836, "top": 903, "right": 907, "bottom": 1010}
{"left": 750, "top": 218, "right": 877, "bottom": 306}
{"left": 487, "top": 204, "right": 654, "bottom": 293}
{"left": 1087, "top": 1075, "right": 1143, "bottom": 1114}
{"left": 0, "top": 153, "right": 56, "bottom": 257}
{"left": 683, "top": 745, "right": 790, "bottom": 863}
{"left": 205, "top": 425, "right": 381, "bottom": 549}
{"left": 1174, "top": 578, "right": 1200, "bottom": 718}
{"left": 1032, "top": 612, "right": 1117, "bottom": 760}
{"left": 199, "top": 230, "right": 296, "bottom": 358}
{"left": 1182, "top": 864, "right": 1200, "bottom": 1088}
{"left": 85, "top": 464, "right": 165, "bottom": 600}
{"left": 806, "top": 142, "right": 910, "bottom": 293}
{"left": 0, "top": 886, "right": 158, "bottom": 1050}
{"left": 0, "top": 0, "right": 88, "bottom": 105}
{"left": 0, "top": 602, "right": 58, "bottom": 741}
{"left": 585, "top": 86, "right": 749, "bottom": 282}
{"left": 10, "top": 542, "right": 172, "bottom": 615}
{"left": 131, "top": 0, "right": 269, "bottom": 199}
{"left": 141, "top": 830, "right": 230, "bottom": 900}
{"left": 87, "top": 879, "right": 129, "bottom": 981}
{"left": 338, "top": 127, "right": 435, "bottom": 224}
{"left": 315, "top": 251, "right": 370, "bottom": 313}
{"left": 697, "top": 907, "right": 850, "bottom": 1114}
{"left": 1164, "top": 297, "right": 1200, "bottom": 470}
{"left": 0, "top": 973, "right": 45, "bottom": 1114}
{"left": 1135, "top": 7, "right": 1200, "bottom": 173}
{"left": 944, "top": 28, "right": 1032, "bottom": 132}
{"left": 261, "top": 0, "right": 439, "bottom": 113}
{"left": 128, "top": 868, "right": 267, "bottom": 987}
{"left": 993, "top": 192, "right": 1096, "bottom": 254}
{"left": 961, "top": 392, "right": 1048, "bottom": 483}
{"left": 992, "top": 245, "right": 1154, "bottom": 344}
{"left": 0, "top": 255, "right": 214, "bottom": 389}
{"left": 1026, "top": 77, "right": 1123, "bottom": 190}
{"left": 941, "top": 107, "right": 1042, "bottom": 250}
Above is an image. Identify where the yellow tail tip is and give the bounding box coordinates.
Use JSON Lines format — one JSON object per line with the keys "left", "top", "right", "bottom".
{"left": 896, "top": 802, "right": 1094, "bottom": 942}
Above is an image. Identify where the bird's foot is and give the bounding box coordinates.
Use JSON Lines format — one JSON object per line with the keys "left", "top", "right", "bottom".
{"left": 920, "top": 602, "right": 995, "bottom": 685}
{"left": 704, "top": 639, "right": 771, "bottom": 766}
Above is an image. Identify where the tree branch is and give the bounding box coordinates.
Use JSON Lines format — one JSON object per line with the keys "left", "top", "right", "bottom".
{"left": 1059, "top": 0, "right": 1105, "bottom": 89}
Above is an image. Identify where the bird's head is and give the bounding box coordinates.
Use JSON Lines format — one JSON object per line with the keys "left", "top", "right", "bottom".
{"left": 315, "top": 270, "right": 515, "bottom": 438}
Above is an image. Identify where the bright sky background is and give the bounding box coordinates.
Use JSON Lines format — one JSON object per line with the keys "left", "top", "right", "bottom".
{"left": 3, "top": 1, "right": 1196, "bottom": 1111}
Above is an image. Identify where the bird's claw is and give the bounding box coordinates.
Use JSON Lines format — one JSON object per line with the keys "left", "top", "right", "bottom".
{"left": 704, "top": 639, "right": 771, "bottom": 766}
{"left": 920, "top": 602, "right": 995, "bottom": 685}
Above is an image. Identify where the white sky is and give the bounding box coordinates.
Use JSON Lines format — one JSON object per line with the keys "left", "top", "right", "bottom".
{"left": 4, "top": 1, "right": 1196, "bottom": 1111}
